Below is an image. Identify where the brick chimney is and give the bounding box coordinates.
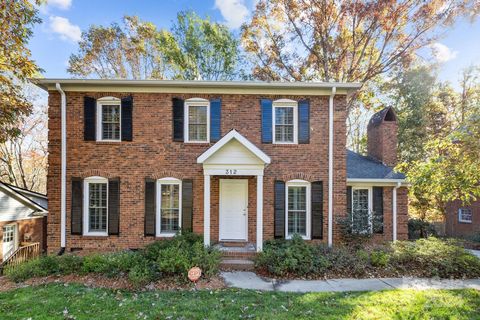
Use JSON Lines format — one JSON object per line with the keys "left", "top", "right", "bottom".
{"left": 367, "top": 107, "right": 398, "bottom": 167}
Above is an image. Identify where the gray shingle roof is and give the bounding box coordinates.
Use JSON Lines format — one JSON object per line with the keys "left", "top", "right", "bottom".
{"left": 347, "top": 150, "right": 405, "bottom": 180}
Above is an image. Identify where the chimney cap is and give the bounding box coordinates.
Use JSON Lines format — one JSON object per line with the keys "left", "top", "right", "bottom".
{"left": 367, "top": 107, "right": 397, "bottom": 130}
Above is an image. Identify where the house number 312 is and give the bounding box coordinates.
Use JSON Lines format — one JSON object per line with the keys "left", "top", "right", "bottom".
{"left": 225, "top": 169, "right": 238, "bottom": 175}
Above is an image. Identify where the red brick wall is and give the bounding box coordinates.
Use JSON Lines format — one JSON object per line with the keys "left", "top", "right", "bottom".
{"left": 445, "top": 200, "right": 480, "bottom": 237}
{"left": 0, "top": 217, "right": 46, "bottom": 261}
{"left": 367, "top": 121, "right": 398, "bottom": 167}
{"left": 47, "top": 90, "right": 347, "bottom": 253}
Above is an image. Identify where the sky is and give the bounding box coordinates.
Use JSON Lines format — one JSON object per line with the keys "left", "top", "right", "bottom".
{"left": 29, "top": 0, "right": 480, "bottom": 88}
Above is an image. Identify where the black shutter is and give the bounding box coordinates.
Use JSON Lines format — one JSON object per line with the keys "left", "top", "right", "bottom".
{"left": 144, "top": 178, "right": 156, "bottom": 236}
{"left": 298, "top": 100, "right": 310, "bottom": 144}
{"left": 347, "top": 186, "right": 352, "bottom": 216}
{"left": 210, "top": 98, "right": 221, "bottom": 142}
{"left": 71, "top": 178, "right": 83, "bottom": 235}
{"left": 311, "top": 181, "right": 323, "bottom": 239}
{"left": 121, "top": 96, "right": 133, "bottom": 141}
{"left": 274, "top": 180, "right": 285, "bottom": 238}
{"left": 373, "top": 187, "right": 384, "bottom": 233}
{"left": 172, "top": 98, "right": 184, "bottom": 141}
{"left": 84, "top": 96, "right": 96, "bottom": 141}
{"left": 108, "top": 178, "right": 120, "bottom": 235}
{"left": 182, "top": 179, "right": 193, "bottom": 232}
{"left": 261, "top": 99, "right": 273, "bottom": 143}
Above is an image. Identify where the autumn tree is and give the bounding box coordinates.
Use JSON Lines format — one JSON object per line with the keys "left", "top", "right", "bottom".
{"left": 68, "top": 16, "right": 168, "bottom": 79}
{"left": 68, "top": 12, "right": 242, "bottom": 80}
{"left": 242, "top": 0, "right": 478, "bottom": 89}
{"left": 0, "top": 85, "right": 47, "bottom": 193}
{"left": 0, "top": 0, "right": 42, "bottom": 142}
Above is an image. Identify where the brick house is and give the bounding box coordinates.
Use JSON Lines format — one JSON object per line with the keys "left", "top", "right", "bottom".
{"left": 34, "top": 79, "right": 408, "bottom": 255}
{"left": 0, "top": 182, "right": 47, "bottom": 262}
{"left": 445, "top": 200, "right": 480, "bottom": 238}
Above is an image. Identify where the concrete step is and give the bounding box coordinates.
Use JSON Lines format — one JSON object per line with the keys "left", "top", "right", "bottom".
{"left": 220, "top": 258, "right": 255, "bottom": 271}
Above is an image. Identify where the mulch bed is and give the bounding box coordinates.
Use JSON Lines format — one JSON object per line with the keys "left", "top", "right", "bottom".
{"left": 0, "top": 274, "right": 225, "bottom": 293}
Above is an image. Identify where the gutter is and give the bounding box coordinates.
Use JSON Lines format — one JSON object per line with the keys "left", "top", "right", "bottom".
{"left": 56, "top": 83, "right": 67, "bottom": 254}
{"left": 392, "top": 181, "right": 401, "bottom": 241}
{"left": 328, "top": 87, "right": 336, "bottom": 247}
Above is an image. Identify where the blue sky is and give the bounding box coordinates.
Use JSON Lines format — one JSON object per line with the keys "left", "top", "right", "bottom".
{"left": 29, "top": 0, "right": 480, "bottom": 88}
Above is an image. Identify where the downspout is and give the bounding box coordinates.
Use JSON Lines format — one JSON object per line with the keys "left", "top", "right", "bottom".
{"left": 328, "top": 87, "right": 336, "bottom": 247}
{"left": 56, "top": 83, "right": 66, "bottom": 255}
{"left": 392, "top": 182, "right": 401, "bottom": 241}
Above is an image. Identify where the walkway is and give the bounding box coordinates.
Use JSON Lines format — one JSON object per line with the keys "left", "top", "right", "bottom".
{"left": 221, "top": 272, "right": 480, "bottom": 292}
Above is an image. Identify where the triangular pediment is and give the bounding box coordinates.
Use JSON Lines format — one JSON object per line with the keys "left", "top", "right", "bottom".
{"left": 197, "top": 130, "right": 271, "bottom": 165}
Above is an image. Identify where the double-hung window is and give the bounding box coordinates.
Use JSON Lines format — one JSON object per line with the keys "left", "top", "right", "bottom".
{"left": 286, "top": 180, "right": 311, "bottom": 239}
{"left": 157, "top": 178, "right": 182, "bottom": 236}
{"left": 83, "top": 177, "right": 108, "bottom": 236}
{"left": 185, "top": 98, "right": 209, "bottom": 143}
{"left": 459, "top": 208, "right": 472, "bottom": 223}
{"left": 351, "top": 187, "right": 372, "bottom": 234}
{"left": 97, "top": 97, "right": 121, "bottom": 141}
{"left": 273, "top": 99, "right": 298, "bottom": 144}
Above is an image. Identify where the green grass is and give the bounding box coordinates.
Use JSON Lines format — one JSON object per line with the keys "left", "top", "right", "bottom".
{"left": 0, "top": 284, "right": 479, "bottom": 319}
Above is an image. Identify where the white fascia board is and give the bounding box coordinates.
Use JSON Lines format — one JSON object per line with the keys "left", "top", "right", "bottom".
{"left": 347, "top": 178, "right": 408, "bottom": 186}
{"left": 197, "top": 130, "right": 271, "bottom": 164}
{"left": 0, "top": 183, "right": 48, "bottom": 214}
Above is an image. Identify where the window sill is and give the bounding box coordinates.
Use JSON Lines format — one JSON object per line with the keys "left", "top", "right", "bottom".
{"left": 458, "top": 220, "right": 472, "bottom": 224}
{"left": 94, "top": 140, "right": 123, "bottom": 144}
{"left": 286, "top": 235, "right": 310, "bottom": 240}
{"left": 155, "top": 233, "right": 176, "bottom": 238}
{"left": 184, "top": 141, "right": 210, "bottom": 144}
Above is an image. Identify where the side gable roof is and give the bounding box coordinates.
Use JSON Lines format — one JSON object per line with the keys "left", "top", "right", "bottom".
{"left": 347, "top": 150, "right": 405, "bottom": 181}
{"left": 0, "top": 182, "right": 48, "bottom": 214}
{"left": 197, "top": 130, "right": 271, "bottom": 164}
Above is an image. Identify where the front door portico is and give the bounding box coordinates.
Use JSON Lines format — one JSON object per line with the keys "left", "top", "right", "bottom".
{"left": 197, "top": 130, "right": 271, "bottom": 251}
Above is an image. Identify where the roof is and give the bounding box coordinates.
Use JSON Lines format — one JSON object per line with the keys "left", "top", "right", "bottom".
{"left": 0, "top": 182, "right": 48, "bottom": 213}
{"left": 31, "top": 79, "right": 361, "bottom": 96}
{"left": 347, "top": 150, "right": 405, "bottom": 181}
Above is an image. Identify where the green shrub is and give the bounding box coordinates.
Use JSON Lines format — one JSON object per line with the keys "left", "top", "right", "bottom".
{"left": 82, "top": 251, "right": 148, "bottom": 277}
{"left": 370, "top": 250, "right": 390, "bottom": 268}
{"left": 391, "top": 237, "right": 480, "bottom": 278}
{"left": 5, "top": 254, "right": 83, "bottom": 282}
{"left": 256, "top": 235, "right": 325, "bottom": 276}
{"left": 147, "top": 232, "right": 220, "bottom": 278}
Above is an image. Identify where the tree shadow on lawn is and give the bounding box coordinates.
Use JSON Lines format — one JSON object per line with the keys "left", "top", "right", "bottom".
{"left": 0, "top": 284, "right": 479, "bottom": 320}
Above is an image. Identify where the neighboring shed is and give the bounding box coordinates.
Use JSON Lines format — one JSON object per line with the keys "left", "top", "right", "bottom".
{"left": 0, "top": 182, "right": 47, "bottom": 261}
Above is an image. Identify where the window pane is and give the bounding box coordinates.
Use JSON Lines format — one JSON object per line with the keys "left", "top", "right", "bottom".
{"left": 102, "top": 105, "right": 120, "bottom": 140}
{"left": 160, "top": 184, "right": 180, "bottom": 233}
{"left": 89, "top": 183, "right": 107, "bottom": 232}
{"left": 460, "top": 208, "right": 472, "bottom": 222}
{"left": 275, "top": 107, "right": 294, "bottom": 142}
{"left": 188, "top": 105, "right": 207, "bottom": 141}
{"left": 352, "top": 189, "right": 370, "bottom": 234}
{"left": 287, "top": 186, "right": 307, "bottom": 236}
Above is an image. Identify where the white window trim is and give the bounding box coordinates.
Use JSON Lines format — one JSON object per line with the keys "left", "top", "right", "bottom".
{"left": 96, "top": 96, "right": 121, "bottom": 142}
{"left": 272, "top": 99, "right": 298, "bottom": 144}
{"left": 184, "top": 98, "right": 210, "bottom": 143}
{"left": 83, "top": 176, "right": 108, "bottom": 236}
{"left": 285, "top": 180, "right": 311, "bottom": 240}
{"left": 351, "top": 186, "right": 373, "bottom": 234}
{"left": 156, "top": 178, "right": 182, "bottom": 237}
{"left": 458, "top": 208, "right": 472, "bottom": 223}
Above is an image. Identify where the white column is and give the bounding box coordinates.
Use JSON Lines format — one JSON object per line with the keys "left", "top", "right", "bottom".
{"left": 203, "top": 174, "right": 211, "bottom": 247}
{"left": 256, "top": 175, "right": 263, "bottom": 252}
{"left": 392, "top": 184, "right": 399, "bottom": 241}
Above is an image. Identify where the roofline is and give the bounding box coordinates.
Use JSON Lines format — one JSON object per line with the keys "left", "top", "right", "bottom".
{"left": 3, "top": 182, "right": 47, "bottom": 199}
{"left": 31, "top": 78, "right": 362, "bottom": 96}
{"left": 347, "top": 178, "right": 409, "bottom": 186}
{"left": 0, "top": 182, "right": 48, "bottom": 212}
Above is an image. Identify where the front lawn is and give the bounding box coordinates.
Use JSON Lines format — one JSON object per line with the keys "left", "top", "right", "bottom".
{"left": 0, "top": 284, "right": 479, "bottom": 319}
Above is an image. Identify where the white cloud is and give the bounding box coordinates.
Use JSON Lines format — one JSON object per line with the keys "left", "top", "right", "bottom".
{"left": 49, "top": 16, "right": 81, "bottom": 42}
{"left": 215, "top": 0, "right": 250, "bottom": 29}
{"left": 47, "top": 0, "right": 72, "bottom": 10}
{"left": 430, "top": 42, "right": 458, "bottom": 63}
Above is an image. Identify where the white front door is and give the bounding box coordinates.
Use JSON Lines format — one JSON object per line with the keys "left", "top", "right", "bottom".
{"left": 219, "top": 179, "right": 248, "bottom": 241}
{"left": 2, "top": 224, "right": 17, "bottom": 260}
